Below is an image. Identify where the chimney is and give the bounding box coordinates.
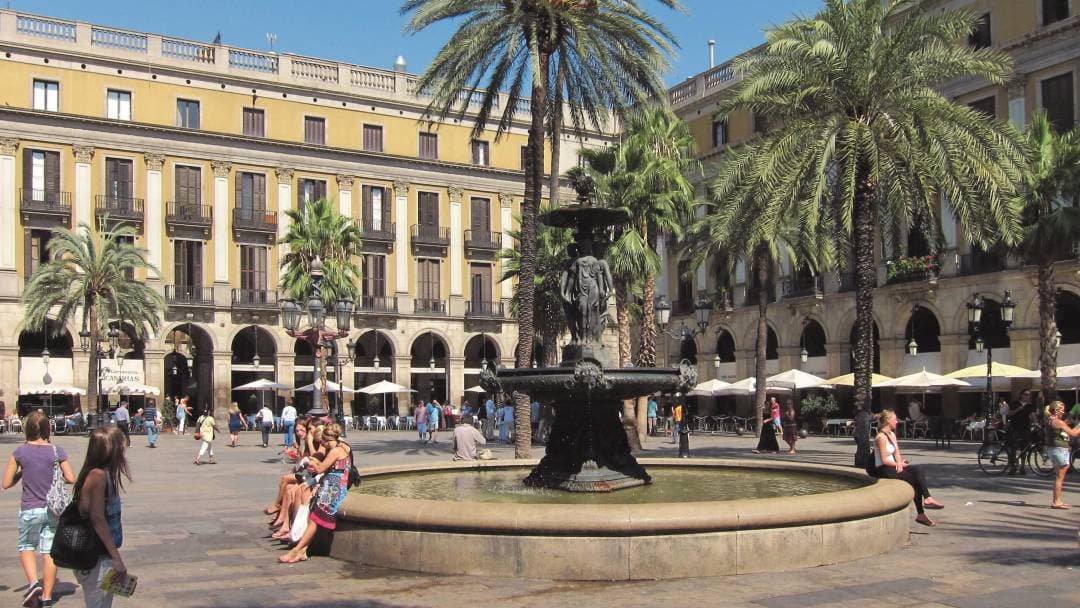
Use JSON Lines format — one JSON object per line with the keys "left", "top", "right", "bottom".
{"left": 394, "top": 55, "right": 407, "bottom": 73}
{"left": 708, "top": 40, "right": 716, "bottom": 68}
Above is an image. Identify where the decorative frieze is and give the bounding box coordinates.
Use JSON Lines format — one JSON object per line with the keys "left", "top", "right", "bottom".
{"left": 448, "top": 186, "right": 464, "bottom": 203}
{"left": 143, "top": 152, "right": 165, "bottom": 171}
{"left": 499, "top": 193, "right": 513, "bottom": 208}
{"left": 211, "top": 160, "right": 232, "bottom": 178}
{"left": 393, "top": 180, "right": 410, "bottom": 197}
{"left": 73, "top": 145, "right": 94, "bottom": 163}
{"left": 336, "top": 174, "right": 356, "bottom": 190}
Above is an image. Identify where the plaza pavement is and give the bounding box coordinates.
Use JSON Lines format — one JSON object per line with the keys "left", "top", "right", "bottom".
{"left": 0, "top": 426, "right": 1077, "bottom": 608}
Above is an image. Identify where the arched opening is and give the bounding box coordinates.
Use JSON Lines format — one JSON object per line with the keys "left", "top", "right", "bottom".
{"left": 969, "top": 297, "right": 1010, "bottom": 350}
{"left": 463, "top": 334, "right": 499, "bottom": 408}
{"left": 849, "top": 321, "right": 881, "bottom": 373}
{"left": 18, "top": 320, "right": 75, "bottom": 417}
{"left": 906, "top": 307, "right": 941, "bottom": 353}
{"left": 353, "top": 330, "right": 395, "bottom": 416}
{"left": 99, "top": 321, "right": 148, "bottom": 412}
{"left": 1056, "top": 291, "right": 1080, "bottom": 345}
{"left": 801, "top": 320, "right": 827, "bottom": 357}
{"left": 766, "top": 327, "right": 778, "bottom": 360}
{"left": 230, "top": 326, "right": 277, "bottom": 415}
{"left": 513, "top": 339, "right": 547, "bottom": 368}
{"left": 163, "top": 323, "right": 214, "bottom": 411}
{"left": 293, "top": 338, "right": 339, "bottom": 413}
{"left": 410, "top": 332, "right": 448, "bottom": 404}
{"left": 716, "top": 330, "right": 736, "bottom": 363}
{"left": 679, "top": 337, "right": 698, "bottom": 365}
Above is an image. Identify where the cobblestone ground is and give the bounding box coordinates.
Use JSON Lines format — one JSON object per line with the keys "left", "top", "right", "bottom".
{"left": 0, "top": 427, "right": 1077, "bottom": 608}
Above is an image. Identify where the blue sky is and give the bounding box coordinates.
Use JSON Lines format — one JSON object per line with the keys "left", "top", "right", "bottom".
{"left": 10, "top": 0, "right": 823, "bottom": 84}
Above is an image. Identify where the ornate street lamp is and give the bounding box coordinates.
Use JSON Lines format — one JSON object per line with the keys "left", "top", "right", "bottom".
{"left": 968, "top": 291, "right": 1015, "bottom": 420}
{"left": 654, "top": 292, "right": 713, "bottom": 368}
{"left": 907, "top": 303, "right": 920, "bottom": 357}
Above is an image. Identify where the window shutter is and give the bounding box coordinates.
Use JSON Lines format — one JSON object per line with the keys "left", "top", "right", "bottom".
{"left": 362, "top": 186, "right": 373, "bottom": 225}
{"left": 235, "top": 175, "right": 244, "bottom": 214}
{"left": 254, "top": 174, "right": 265, "bottom": 210}
{"left": 193, "top": 242, "right": 203, "bottom": 289}
{"left": 22, "top": 149, "right": 32, "bottom": 201}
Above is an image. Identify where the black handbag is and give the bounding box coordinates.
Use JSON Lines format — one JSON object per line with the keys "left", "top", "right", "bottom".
{"left": 347, "top": 447, "right": 362, "bottom": 489}
{"left": 50, "top": 499, "right": 105, "bottom": 570}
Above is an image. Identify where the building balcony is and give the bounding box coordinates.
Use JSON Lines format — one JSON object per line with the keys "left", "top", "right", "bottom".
{"left": 165, "top": 285, "right": 214, "bottom": 306}
{"left": 465, "top": 300, "right": 505, "bottom": 319}
{"left": 95, "top": 195, "right": 144, "bottom": 229}
{"left": 410, "top": 224, "right": 450, "bottom": 252}
{"left": 414, "top": 298, "right": 448, "bottom": 315}
{"left": 959, "top": 251, "right": 1007, "bottom": 276}
{"left": 356, "top": 295, "right": 398, "bottom": 314}
{"left": 356, "top": 217, "right": 395, "bottom": 242}
{"left": 464, "top": 230, "right": 501, "bottom": 254}
{"left": 231, "top": 288, "right": 278, "bottom": 309}
{"left": 783, "top": 275, "right": 824, "bottom": 300}
{"left": 166, "top": 202, "right": 212, "bottom": 237}
{"left": 19, "top": 189, "right": 71, "bottom": 227}
{"left": 232, "top": 207, "right": 277, "bottom": 243}
{"left": 885, "top": 256, "right": 939, "bottom": 285}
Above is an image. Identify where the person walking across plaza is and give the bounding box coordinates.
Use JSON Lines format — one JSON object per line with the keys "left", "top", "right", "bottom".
{"left": 113, "top": 402, "right": 131, "bottom": 447}
{"left": 414, "top": 401, "right": 429, "bottom": 443}
{"left": 671, "top": 401, "right": 684, "bottom": 444}
{"left": 874, "top": 409, "right": 944, "bottom": 526}
{"left": 3, "top": 410, "right": 75, "bottom": 607}
{"left": 72, "top": 426, "right": 131, "bottom": 608}
{"left": 752, "top": 404, "right": 780, "bottom": 454}
{"left": 143, "top": 398, "right": 162, "bottom": 448}
{"left": 1044, "top": 401, "right": 1080, "bottom": 509}
{"left": 227, "top": 403, "right": 247, "bottom": 448}
{"left": 256, "top": 402, "right": 274, "bottom": 448}
{"left": 427, "top": 400, "right": 441, "bottom": 444}
{"left": 483, "top": 396, "right": 496, "bottom": 440}
{"left": 194, "top": 406, "right": 218, "bottom": 465}
{"left": 281, "top": 399, "right": 297, "bottom": 448}
{"left": 782, "top": 400, "right": 799, "bottom": 455}
{"left": 647, "top": 396, "right": 658, "bottom": 437}
{"left": 498, "top": 401, "right": 514, "bottom": 444}
{"left": 452, "top": 415, "right": 488, "bottom": 461}
{"left": 174, "top": 395, "right": 192, "bottom": 435}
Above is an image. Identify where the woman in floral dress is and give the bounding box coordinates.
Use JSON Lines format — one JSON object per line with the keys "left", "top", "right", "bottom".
{"left": 278, "top": 423, "right": 351, "bottom": 563}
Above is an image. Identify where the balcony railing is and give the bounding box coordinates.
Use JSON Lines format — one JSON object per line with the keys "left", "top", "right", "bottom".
{"left": 414, "top": 298, "right": 448, "bottom": 315}
{"left": 232, "top": 207, "right": 277, "bottom": 232}
{"left": 410, "top": 224, "right": 450, "bottom": 247}
{"left": 356, "top": 217, "right": 395, "bottom": 241}
{"left": 166, "top": 202, "right": 212, "bottom": 226}
{"left": 885, "top": 256, "right": 939, "bottom": 285}
{"left": 959, "top": 251, "right": 1007, "bottom": 276}
{"left": 464, "top": 229, "right": 501, "bottom": 250}
{"left": 20, "top": 189, "right": 71, "bottom": 215}
{"left": 166, "top": 285, "right": 214, "bottom": 305}
{"left": 465, "top": 300, "right": 505, "bottom": 319}
{"left": 94, "top": 195, "right": 143, "bottom": 221}
{"left": 231, "top": 288, "right": 278, "bottom": 308}
{"left": 782, "top": 275, "right": 824, "bottom": 299}
{"left": 356, "top": 295, "right": 398, "bottom": 314}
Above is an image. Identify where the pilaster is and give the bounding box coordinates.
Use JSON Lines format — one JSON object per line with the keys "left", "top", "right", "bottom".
{"left": 499, "top": 193, "right": 514, "bottom": 301}
{"left": 394, "top": 180, "right": 410, "bottom": 299}
{"left": 211, "top": 161, "right": 232, "bottom": 284}
{"left": 449, "top": 186, "right": 463, "bottom": 299}
{"left": 73, "top": 145, "right": 94, "bottom": 229}
{"left": 336, "top": 174, "right": 355, "bottom": 218}
{"left": 143, "top": 152, "right": 165, "bottom": 272}
{"left": 0, "top": 137, "right": 18, "bottom": 274}
{"left": 275, "top": 167, "right": 293, "bottom": 254}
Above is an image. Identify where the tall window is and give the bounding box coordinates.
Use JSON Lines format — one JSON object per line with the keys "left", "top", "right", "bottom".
{"left": 22, "top": 149, "right": 59, "bottom": 204}
{"left": 176, "top": 99, "right": 200, "bottom": 129}
{"left": 362, "top": 254, "right": 386, "bottom": 297}
{"left": 711, "top": 118, "right": 728, "bottom": 148}
{"left": 298, "top": 178, "right": 326, "bottom": 209}
{"left": 105, "top": 158, "right": 133, "bottom": 200}
{"left": 470, "top": 197, "right": 491, "bottom": 243}
{"left": 32, "top": 80, "right": 58, "bottom": 112}
{"left": 239, "top": 246, "right": 268, "bottom": 292}
{"left": 362, "top": 185, "right": 387, "bottom": 230}
{"left": 106, "top": 89, "right": 131, "bottom": 121}
{"left": 173, "top": 240, "right": 203, "bottom": 290}
{"left": 26, "top": 230, "right": 53, "bottom": 277}
{"left": 676, "top": 260, "right": 693, "bottom": 309}
{"left": 362, "top": 124, "right": 383, "bottom": 152}
{"left": 1043, "top": 0, "right": 1070, "bottom": 26}
{"left": 417, "top": 258, "right": 441, "bottom": 302}
{"left": 470, "top": 263, "right": 492, "bottom": 305}
{"left": 968, "top": 13, "right": 991, "bottom": 49}
{"left": 753, "top": 112, "right": 769, "bottom": 134}
{"left": 116, "top": 235, "right": 135, "bottom": 280}
{"left": 174, "top": 166, "right": 201, "bottom": 208}
{"left": 236, "top": 172, "right": 266, "bottom": 211}
{"left": 471, "top": 140, "right": 490, "bottom": 166}
{"left": 417, "top": 191, "right": 440, "bottom": 237}
{"left": 1042, "top": 72, "right": 1075, "bottom": 133}
{"left": 969, "top": 96, "right": 996, "bottom": 119}
{"left": 242, "top": 108, "right": 265, "bottom": 137}
{"left": 304, "top": 116, "right": 325, "bottom": 145}
{"left": 419, "top": 132, "right": 438, "bottom": 160}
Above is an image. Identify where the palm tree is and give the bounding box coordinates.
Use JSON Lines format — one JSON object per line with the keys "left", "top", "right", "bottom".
{"left": 1013, "top": 111, "right": 1080, "bottom": 402}
{"left": 279, "top": 198, "right": 363, "bottom": 408}
{"left": 710, "top": 0, "right": 1025, "bottom": 466}
{"left": 498, "top": 207, "right": 574, "bottom": 367}
{"left": 22, "top": 221, "right": 165, "bottom": 425}
{"left": 401, "top": 0, "right": 681, "bottom": 459}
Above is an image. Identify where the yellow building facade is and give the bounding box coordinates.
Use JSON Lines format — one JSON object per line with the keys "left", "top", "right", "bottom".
{"left": 663, "top": 0, "right": 1080, "bottom": 417}
{"left": 0, "top": 10, "right": 616, "bottom": 416}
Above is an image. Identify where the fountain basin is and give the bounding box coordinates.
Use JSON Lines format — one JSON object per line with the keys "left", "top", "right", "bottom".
{"left": 330, "top": 458, "right": 913, "bottom": 580}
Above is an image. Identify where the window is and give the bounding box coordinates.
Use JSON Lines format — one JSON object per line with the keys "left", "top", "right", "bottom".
{"left": 106, "top": 89, "right": 131, "bottom": 121}
{"left": 419, "top": 132, "right": 438, "bottom": 160}
{"left": 676, "top": 260, "right": 693, "bottom": 311}
{"left": 470, "top": 263, "right": 492, "bottom": 305}
{"left": 174, "top": 166, "right": 201, "bottom": 207}
{"left": 362, "top": 254, "right": 386, "bottom": 297}
{"left": 236, "top": 172, "right": 266, "bottom": 210}
{"left": 304, "top": 116, "right": 325, "bottom": 145}
{"left": 968, "top": 13, "right": 991, "bottom": 49}
{"left": 32, "top": 80, "right": 58, "bottom": 112}
{"left": 242, "top": 108, "right": 265, "bottom": 137}
{"left": 1043, "top": 0, "right": 1070, "bottom": 26}
{"left": 26, "top": 229, "right": 53, "bottom": 277}
{"left": 115, "top": 234, "right": 135, "bottom": 280}
{"left": 520, "top": 146, "right": 529, "bottom": 171}
{"left": 417, "top": 191, "right": 440, "bottom": 237}
{"left": 362, "top": 124, "right": 383, "bottom": 152}
{"left": 239, "top": 246, "right": 268, "bottom": 292}
{"left": 298, "top": 178, "right": 327, "bottom": 209}
{"left": 105, "top": 158, "right": 134, "bottom": 200}
{"left": 362, "top": 185, "right": 388, "bottom": 230}
{"left": 753, "top": 112, "right": 769, "bottom": 134}
{"left": 417, "top": 258, "right": 441, "bottom": 302}
{"left": 711, "top": 118, "right": 728, "bottom": 148}
{"left": 176, "top": 99, "right": 200, "bottom": 129}
{"left": 471, "top": 140, "right": 490, "bottom": 166}
{"left": 22, "top": 149, "right": 60, "bottom": 204}
{"left": 969, "top": 96, "right": 996, "bottom": 119}
{"left": 470, "top": 197, "right": 491, "bottom": 242}
{"left": 1042, "top": 72, "right": 1075, "bottom": 133}
{"left": 173, "top": 240, "right": 203, "bottom": 289}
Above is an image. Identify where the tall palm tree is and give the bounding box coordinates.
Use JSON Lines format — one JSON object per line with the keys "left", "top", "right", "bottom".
{"left": 279, "top": 198, "right": 363, "bottom": 408}
{"left": 1013, "top": 111, "right": 1080, "bottom": 402}
{"left": 22, "top": 221, "right": 165, "bottom": 425}
{"left": 401, "top": 0, "right": 681, "bottom": 458}
{"left": 710, "top": 0, "right": 1025, "bottom": 466}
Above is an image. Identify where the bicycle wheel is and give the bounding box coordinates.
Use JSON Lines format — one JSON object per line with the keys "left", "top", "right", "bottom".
{"left": 1028, "top": 447, "right": 1055, "bottom": 477}
{"left": 977, "top": 441, "right": 1010, "bottom": 475}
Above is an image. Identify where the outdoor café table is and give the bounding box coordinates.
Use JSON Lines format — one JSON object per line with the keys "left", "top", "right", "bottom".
{"left": 825, "top": 418, "right": 854, "bottom": 435}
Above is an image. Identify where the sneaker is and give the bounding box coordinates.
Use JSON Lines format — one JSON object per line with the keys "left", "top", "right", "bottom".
{"left": 40, "top": 599, "right": 56, "bottom": 607}
{"left": 22, "top": 582, "right": 42, "bottom": 607}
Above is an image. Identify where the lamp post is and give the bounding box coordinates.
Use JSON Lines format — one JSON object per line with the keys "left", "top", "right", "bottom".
{"left": 654, "top": 292, "right": 712, "bottom": 361}
{"left": 279, "top": 257, "right": 353, "bottom": 427}
{"left": 967, "top": 291, "right": 1016, "bottom": 419}
{"left": 79, "top": 321, "right": 119, "bottom": 428}
{"left": 907, "top": 304, "right": 920, "bottom": 356}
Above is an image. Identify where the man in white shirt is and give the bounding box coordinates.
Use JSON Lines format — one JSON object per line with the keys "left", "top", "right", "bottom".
{"left": 257, "top": 404, "right": 275, "bottom": 448}
{"left": 281, "top": 400, "right": 298, "bottom": 448}
{"left": 452, "top": 415, "right": 488, "bottom": 461}
{"left": 114, "top": 402, "right": 131, "bottom": 447}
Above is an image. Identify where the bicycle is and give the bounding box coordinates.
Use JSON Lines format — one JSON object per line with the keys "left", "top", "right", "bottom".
{"left": 977, "top": 424, "right": 1051, "bottom": 477}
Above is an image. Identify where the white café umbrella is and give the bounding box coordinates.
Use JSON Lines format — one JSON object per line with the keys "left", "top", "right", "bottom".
{"left": 714, "top": 377, "right": 792, "bottom": 396}
{"left": 358, "top": 379, "right": 416, "bottom": 417}
{"left": 688, "top": 378, "right": 732, "bottom": 396}
{"left": 233, "top": 378, "right": 291, "bottom": 411}
{"left": 766, "top": 369, "right": 829, "bottom": 390}
{"left": 19, "top": 385, "right": 86, "bottom": 396}
{"left": 464, "top": 385, "right": 487, "bottom": 393}
{"left": 295, "top": 380, "right": 358, "bottom": 393}
{"left": 874, "top": 369, "right": 972, "bottom": 390}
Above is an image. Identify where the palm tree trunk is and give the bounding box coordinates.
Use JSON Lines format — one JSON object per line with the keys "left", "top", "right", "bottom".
{"left": 547, "top": 62, "right": 565, "bottom": 208}
{"left": 637, "top": 276, "right": 658, "bottom": 367}
{"left": 541, "top": 299, "right": 561, "bottom": 367}
{"left": 87, "top": 303, "right": 101, "bottom": 428}
{"left": 612, "top": 276, "right": 642, "bottom": 452}
{"left": 1038, "top": 260, "right": 1058, "bottom": 402}
{"left": 512, "top": 51, "right": 550, "bottom": 458}
{"left": 753, "top": 248, "right": 769, "bottom": 438}
{"left": 851, "top": 166, "right": 877, "bottom": 468}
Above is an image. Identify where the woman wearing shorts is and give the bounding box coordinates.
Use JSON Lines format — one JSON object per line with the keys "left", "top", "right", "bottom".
{"left": 1045, "top": 401, "right": 1080, "bottom": 509}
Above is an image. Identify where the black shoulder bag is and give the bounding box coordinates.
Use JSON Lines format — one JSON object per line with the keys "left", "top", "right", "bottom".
{"left": 50, "top": 495, "right": 105, "bottom": 570}
{"left": 346, "top": 445, "right": 362, "bottom": 488}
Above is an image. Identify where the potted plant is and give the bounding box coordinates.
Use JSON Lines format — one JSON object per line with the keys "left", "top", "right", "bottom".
{"left": 799, "top": 394, "right": 840, "bottom": 433}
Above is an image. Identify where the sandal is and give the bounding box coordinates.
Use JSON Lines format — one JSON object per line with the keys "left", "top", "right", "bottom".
{"left": 1051, "top": 503, "right": 1071, "bottom": 510}
{"left": 193, "top": 460, "right": 201, "bottom": 466}
{"left": 277, "top": 552, "right": 308, "bottom": 564}
{"left": 924, "top": 499, "right": 945, "bottom": 510}
{"left": 915, "top": 515, "right": 936, "bottom": 527}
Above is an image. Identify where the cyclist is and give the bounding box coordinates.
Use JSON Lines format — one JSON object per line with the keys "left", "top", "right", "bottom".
{"left": 1004, "top": 390, "right": 1037, "bottom": 474}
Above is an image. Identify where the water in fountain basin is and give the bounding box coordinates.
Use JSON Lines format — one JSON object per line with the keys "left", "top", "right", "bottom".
{"left": 355, "top": 467, "right": 867, "bottom": 504}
